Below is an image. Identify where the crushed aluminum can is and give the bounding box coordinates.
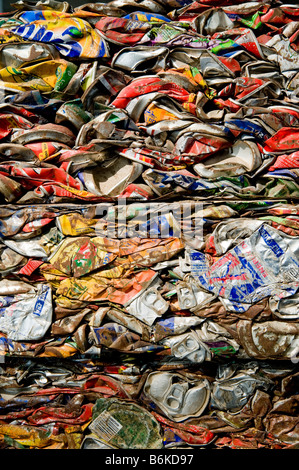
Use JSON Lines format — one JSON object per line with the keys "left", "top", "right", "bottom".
{"left": 211, "top": 372, "right": 274, "bottom": 413}
{"left": 161, "top": 330, "right": 212, "bottom": 363}
{"left": 142, "top": 371, "right": 211, "bottom": 422}
{"left": 236, "top": 320, "right": 299, "bottom": 360}
{"left": 126, "top": 276, "right": 169, "bottom": 326}
{"left": 80, "top": 157, "right": 144, "bottom": 197}
{"left": 0, "top": 282, "right": 52, "bottom": 341}
{"left": 89, "top": 397, "right": 163, "bottom": 449}
{"left": 198, "top": 224, "right": 299, "bottom": 312}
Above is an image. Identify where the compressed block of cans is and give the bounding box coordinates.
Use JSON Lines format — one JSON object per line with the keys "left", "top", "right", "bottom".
{"left": 0, "top": 0, "right": 298, "bottom": 450}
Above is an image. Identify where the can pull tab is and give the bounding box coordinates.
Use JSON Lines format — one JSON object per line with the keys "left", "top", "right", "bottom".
{"left": 177, "top": 283, "right": 197, "bottom": 309}
{"left": 176, "top": 336, "right": 198, "bottom": 357}
{"left": 142, "top": 289, "right": 168, "bottom": 315}
{"left": 170, "top": 332, "right": 210, "bottom": 363}
{"left": 165, "top": 384, "right": 186, "bottom": 412}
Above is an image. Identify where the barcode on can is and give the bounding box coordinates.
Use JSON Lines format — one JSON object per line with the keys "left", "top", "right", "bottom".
{"left": 89, "top": 411, "right": 122, "bottom": 442}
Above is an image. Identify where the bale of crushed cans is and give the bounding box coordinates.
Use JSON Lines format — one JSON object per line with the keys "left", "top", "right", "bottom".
{"left": 0, "top": 0, "right": 298, "bottom": 450}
